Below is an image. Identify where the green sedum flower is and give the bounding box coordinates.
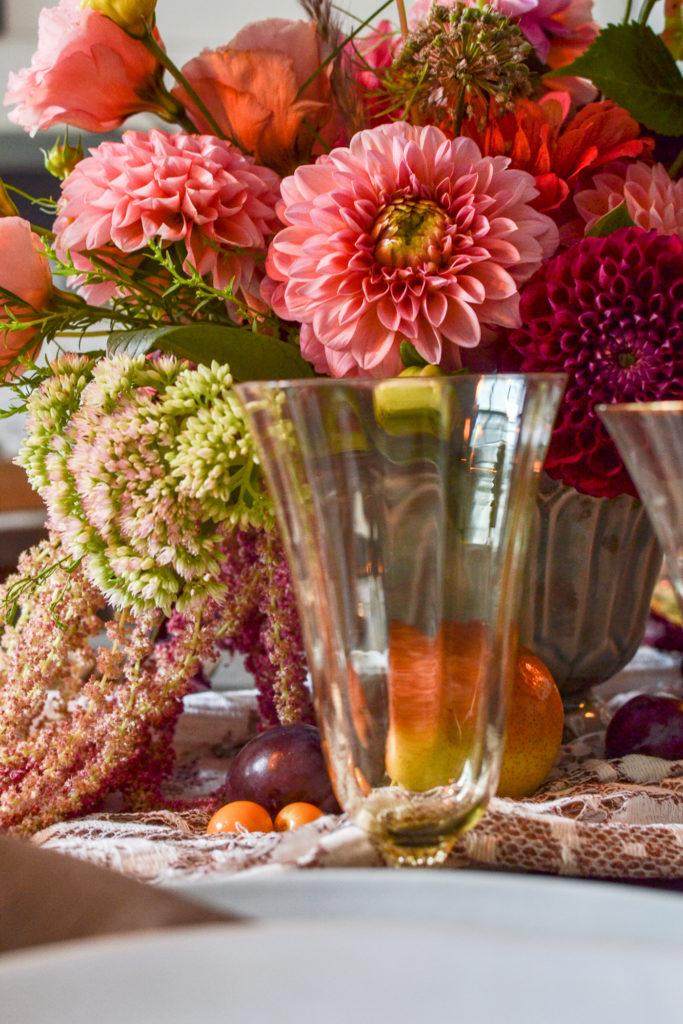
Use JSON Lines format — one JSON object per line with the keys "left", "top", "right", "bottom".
{"left": 164, "top": 361, "right": 270, "bottom": 527}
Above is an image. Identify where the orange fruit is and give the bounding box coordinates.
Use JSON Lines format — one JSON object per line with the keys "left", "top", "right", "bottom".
{"left": 274, "top": 802, "right": 324, "bottom": 831}
{"left": 384, "top": 619, "right": 491, "bottom": 791}
{"left": 496, "top": 647, "right": 564, "bottom": 799}
{"left": 206, "top": 800, "right": 274, "bottom": 834}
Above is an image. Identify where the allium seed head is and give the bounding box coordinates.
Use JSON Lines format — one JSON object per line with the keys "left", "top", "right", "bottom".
{"left": 393, "top": 2, "right": 535, "bottom": 132}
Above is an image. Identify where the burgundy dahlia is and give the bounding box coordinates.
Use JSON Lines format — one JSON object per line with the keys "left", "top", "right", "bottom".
{"left": 503, "top": 227, "right": 683, "bottom": 499}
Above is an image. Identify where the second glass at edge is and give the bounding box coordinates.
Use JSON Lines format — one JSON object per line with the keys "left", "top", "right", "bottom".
{"left": 237, "top": 374, "right": 564, "bottom": 866}
{"left": 598, "top": 401, "right": 683, "bottom": 614}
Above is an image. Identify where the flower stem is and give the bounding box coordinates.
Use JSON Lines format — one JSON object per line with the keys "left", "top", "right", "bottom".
{"left": 141, "top": 29, "right": 248, "bottom": 154}
{"left": 395, "top": 0, "right": 409, "bottom": 37}
{"left": 637, "top": 0, "right": 657, "bottom": 23}
{"left": 669, "top": 146, "right": 683, "bottom": 179}
{"left": 453, "top": 86, "right": 466, "bottom": 136}
{"left": 28, "top": 224, "right": 54, "bottom": 241}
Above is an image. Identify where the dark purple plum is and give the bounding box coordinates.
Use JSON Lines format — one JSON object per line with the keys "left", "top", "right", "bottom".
{"left": 605, "top": 693, "right": 683, "bottom": 760}
{"left": 224, "top": 723, "right": 341, "bottom": 816}
{"left": 644, "top": 611, "right": 683, "bottom": 652}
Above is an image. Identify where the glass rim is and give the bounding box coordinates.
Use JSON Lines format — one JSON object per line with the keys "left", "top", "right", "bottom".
{"left": 597, "top": 400, "right": 683, "bottom": 416}
{"left": 235, "top": 372, "right": 568, "bottom": 390}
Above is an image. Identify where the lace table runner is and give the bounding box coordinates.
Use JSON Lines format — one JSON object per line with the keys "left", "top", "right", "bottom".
{"left": 32, "top": 651, "right": 683, "bottom": 886}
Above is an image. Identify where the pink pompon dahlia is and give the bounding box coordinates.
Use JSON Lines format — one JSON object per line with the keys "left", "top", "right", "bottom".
{"left": 3, "top": 0, "right": 167, "bottom": 135}
{"left": 503, "top": 227, "right": 683, "bottom": 499}
{"left": 265, "top": 122, "right": 558, "bottom": 377}
{"left": 53, "top": 129, "right": 282, "bottom": 311}
{"left": 573, "top": 163, "right": 630, "bottom": 233}
{"left": 624, "top": 163, "right": 683, "bottom": 239}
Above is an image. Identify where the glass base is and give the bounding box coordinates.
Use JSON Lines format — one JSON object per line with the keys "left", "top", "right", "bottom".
{"left": 379, "top": 839, "right": 454, "bottom": 868}
{"left": 370, "top": 805, "right": 486, "bottom": 868}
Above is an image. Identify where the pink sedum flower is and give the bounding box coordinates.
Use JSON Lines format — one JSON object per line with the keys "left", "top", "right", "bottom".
{"left": 266, "top": 122, "right": 558, "bottom": 377}
{"left": 0, "top": 218, "right": 53, "bottom": 372}
{"left": 53, "top": 129, "right": 282, "bottom": 311}
{"left": 4, "top": 0, "right": 165, "bottom": 135}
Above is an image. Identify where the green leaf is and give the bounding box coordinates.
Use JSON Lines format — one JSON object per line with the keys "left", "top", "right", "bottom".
{"left": 586, "top": 200, "right": 636, "bottom": 237}
{"left": 107, "top": 323, "right": 316, "bottom": 381}
{"left": 399, "top": 339, "right": 429, "bottom": 369}
{"left": 550, "top": 23, "right": 683, "bottom": 136}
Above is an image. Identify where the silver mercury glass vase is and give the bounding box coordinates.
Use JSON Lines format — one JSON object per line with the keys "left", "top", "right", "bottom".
{"left": 517, "top": 473, "right": 663, "bottom": 699}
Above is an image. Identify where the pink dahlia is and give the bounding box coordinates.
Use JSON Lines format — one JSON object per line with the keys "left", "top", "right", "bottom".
{"left": 53, "top": 129, "right": 282, "bottom": 311}
{"left": 503, "top": 227, "right": 683, "bottom": 499}
{"left": 265, "top": 122, "right": 558, "bottom": 377}
{"left": 573, "top": 164, "right": 630, "bottom": 233}
{"left": 4, "top": 0, "right": 166, "bottom": 135}
{"left": 625, "top": 163, "right": 683, "bottom": 238}
{"left": 575, "top": 162, "right": 683, "bottom": 241}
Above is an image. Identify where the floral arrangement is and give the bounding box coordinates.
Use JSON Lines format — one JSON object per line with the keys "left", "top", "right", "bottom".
{"left": 0, "top": 0, "right": 680, "bottom": 833}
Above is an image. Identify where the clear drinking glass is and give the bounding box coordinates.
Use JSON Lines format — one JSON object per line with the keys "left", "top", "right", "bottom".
{"left": 598, "top": 401, "right": 683, "bottom": 612}
{"left": 237, "top": 375, "right": 565, "bottom": 865}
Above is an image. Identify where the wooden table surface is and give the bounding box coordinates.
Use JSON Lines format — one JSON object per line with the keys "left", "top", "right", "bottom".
{"left": 0, "top": 461, "right": 45, "bottom": 512}
{"left": 0, "top": 461, "right": 47, "bottom": 578}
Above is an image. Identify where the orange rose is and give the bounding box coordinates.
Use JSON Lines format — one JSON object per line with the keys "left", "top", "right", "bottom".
{"left": 173, "top": 19, "right": 337, "bottom": 176}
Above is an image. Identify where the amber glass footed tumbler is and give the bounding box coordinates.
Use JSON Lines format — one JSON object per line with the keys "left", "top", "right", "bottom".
{"left": 237, "top": 375, "right": 564, "bottom": 866}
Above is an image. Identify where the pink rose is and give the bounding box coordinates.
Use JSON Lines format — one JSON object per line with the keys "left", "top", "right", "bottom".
{"left": 0, "top": 218, "right": 53, "bottom": 373}
{"left": 4, "top": 0, "right": 164, "bottom": 135}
